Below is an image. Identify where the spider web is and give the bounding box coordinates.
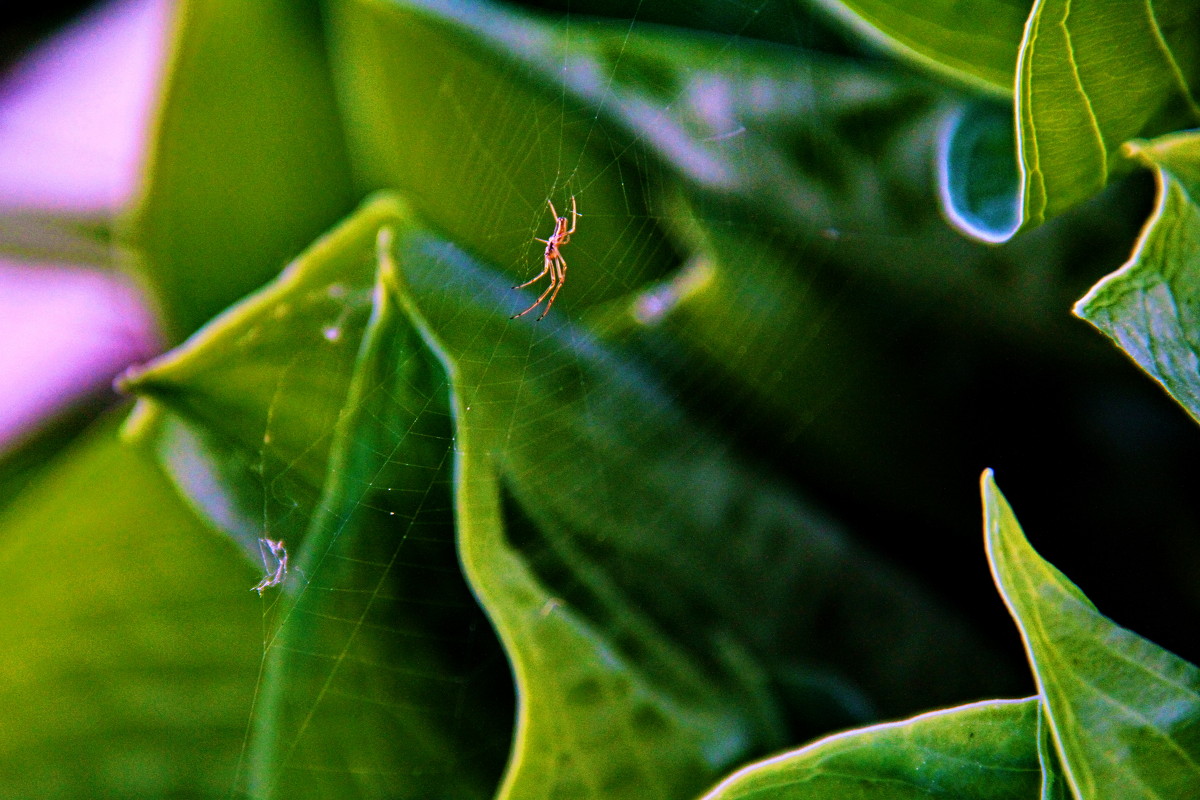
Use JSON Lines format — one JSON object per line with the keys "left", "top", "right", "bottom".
{"left": 124, "top": 0, "right": 992, "bottom": 797}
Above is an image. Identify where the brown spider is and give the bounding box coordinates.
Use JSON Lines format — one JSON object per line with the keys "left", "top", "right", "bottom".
{"left": 511, "top": 196, "right": 578, "bottom": 320}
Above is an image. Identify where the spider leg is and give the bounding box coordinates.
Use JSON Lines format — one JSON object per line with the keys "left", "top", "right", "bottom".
{"left": 528, "top": 264, "right": 559, "bottom": 307}
{"left": 513, "top": 257, "right": 552, "bottom": 290}
{"left": 511, "top": 257, "right": 559, "bottom": 319}
{"left": 536, "top": 254, "right": 567, "bottom": 320}
{"left": 564, "top": 196, "right": 578, "bottom": 234}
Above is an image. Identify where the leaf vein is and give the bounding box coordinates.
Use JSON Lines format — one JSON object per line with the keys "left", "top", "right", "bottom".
{"left": 1142, "top": 0, "right": 1200, "bottom": 121}
{"left": 1059, "top": 0, "right": 1108, "bottom": 172}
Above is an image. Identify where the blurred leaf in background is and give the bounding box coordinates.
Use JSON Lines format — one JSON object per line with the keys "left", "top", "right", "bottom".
{"left": 0, "top": 417, "right": 260, "bottom": 798}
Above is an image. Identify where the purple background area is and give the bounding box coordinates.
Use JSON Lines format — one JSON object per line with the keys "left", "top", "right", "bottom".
{"left": 0, "top": 0, "right": 167, "bottom": 449}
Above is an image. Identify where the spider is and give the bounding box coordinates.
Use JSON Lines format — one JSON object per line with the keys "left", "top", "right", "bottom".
{"left": 511, "top": 196, "right": 578, "bottom": 320}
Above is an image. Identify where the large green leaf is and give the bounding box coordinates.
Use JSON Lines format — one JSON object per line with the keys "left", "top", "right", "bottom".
{"left": 123, "top": 193, "right": 755, "bottom": 798}
{"left": 0, "top": 417, "right": 261, "bottom": 798}
{"left": 1015, "top": 0, "right": 1200, "bottom": 229}
{"left": 122, "top": 196, "right": 513, "bottom": 799}
{"left": 1074, "top": 131, "right": 1200, "bottom": 426}
{"left": 244, "top": 218, "right": 513, "bottom": 800}
{"left": 124, "top": 0, "right": 355, "bottom": 340}
{"left": 982, "top": 470, "right": 1200, "bottom": 799}
{"left": 806, "top": 0, "right": 1031, "bottom": 94}
{"left": 698, "top": 697, "right": 1041, "bottom": 799}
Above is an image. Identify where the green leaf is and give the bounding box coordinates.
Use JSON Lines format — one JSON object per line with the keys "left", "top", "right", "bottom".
{"left": 1015, "top": 0, "right": 1200, "bottom": 229}
{"left": 807, "top": 0, "right": 1031, "bottom": 95}
{"left": 381, "top": 209, "right": 778, "bottom": 799}
{"left": 125, "top": 0, "right": 355, "bottom": 340}
{"left": 698, "top": 697, "right": 1041, "bottom": 799}
{"left": 247, "top": 218, "right": 512, "bottom": 800}
{"left": 1074, "top": 131, "right": 1200, "bottom": 426}
{"left": 982, "top": 470, "right": 1200, "bottom": 799}
{"left": 123, "top": 195, "right": 513, "bottom": 799}
{"left": 0, "top": 416, "right": 261, "bottom": 798}
{"left": 120, "top": 192, "right": 395, "bottom": 553}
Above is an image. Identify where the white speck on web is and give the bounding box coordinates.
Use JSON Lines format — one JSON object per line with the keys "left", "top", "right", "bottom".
{"left": 252, "top": 537, "right": 288, "bottom": 594}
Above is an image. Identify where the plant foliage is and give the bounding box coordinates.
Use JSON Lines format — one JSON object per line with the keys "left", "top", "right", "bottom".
{"left": 4, "top": 0, "right": 1200, "bottom": 798}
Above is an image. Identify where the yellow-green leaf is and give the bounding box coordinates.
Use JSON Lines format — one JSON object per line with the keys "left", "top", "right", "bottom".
{"left": 1074, "top": 131, "right": 1200, "bottom": 426}
{"left": 1016, "top": 0, "right": 1200, "bottom": 229}
{"left": 983, "top": 470, "right": 1200, "bottom": 799}
{"left": 700, "top": 697, "right": 1041, "bottom": 800}
{"left": 0, "top": 418, "right": 260, "bottom": 798}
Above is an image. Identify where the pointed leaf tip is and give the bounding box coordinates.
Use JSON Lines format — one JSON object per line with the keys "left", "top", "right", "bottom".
{"left": 982, "top": 473, "right": 1200, "bottom": 800}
